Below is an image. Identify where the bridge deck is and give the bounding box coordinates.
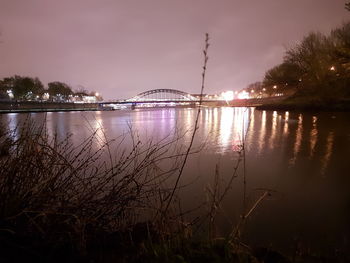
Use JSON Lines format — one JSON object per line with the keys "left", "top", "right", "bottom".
{"left": 100, "top": 96, "right": 287, "bottom": 106}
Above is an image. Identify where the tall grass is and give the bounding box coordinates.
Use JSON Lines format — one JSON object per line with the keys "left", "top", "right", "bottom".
{"left": 0, "top": 120, "right": 200, "bottom": 261}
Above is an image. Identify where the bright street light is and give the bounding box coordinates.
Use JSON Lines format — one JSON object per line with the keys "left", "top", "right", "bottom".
{"left": 221, "top": 91, "right": 234, "bottom": 101}
{"left": 7, "top": 89, "right": 14, "bottom": 99}
{"left": 237, "top": 91, "right": 249, "bottom": 99}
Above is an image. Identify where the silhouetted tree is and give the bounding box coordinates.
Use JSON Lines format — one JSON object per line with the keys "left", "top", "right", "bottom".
{"left": 264, "top": 63, "right": 302, "bottom": 87}
{"left": 261, "top": 22, "right": 350, "bottom": 102}
{"left": 263, "top": 62, "right": 303, "bottom": 96}
{"left": 244, "top": 82, "right": 263, "bottom": 97}
{"left": 0, "top": 76, "right": 44, "bottom": 99}
{"left": 330, "top": 23, "right": 350, "bottom": 69}
{"left": 346, "top": 2, "right": 350, "bottom": 11}
{"left": 283, "top": 32, "right": 339, "bottom": 99}
{"left": 0, "top": 80, "right": 8, "bottom": 99}
{"left": 48, "top": 81, "right": 73, "bottom": 100}
{"left": 328, "top": 22, "right": 350, "bottom": 97}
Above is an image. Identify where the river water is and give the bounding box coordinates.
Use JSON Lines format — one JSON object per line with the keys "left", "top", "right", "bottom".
{"left": 1, "top": 107, "right": 350, "bottom": 256}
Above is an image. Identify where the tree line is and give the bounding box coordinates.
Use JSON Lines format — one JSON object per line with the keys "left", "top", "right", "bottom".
{"left": 245, "top": 21, "right": 350, "bottom": 103}
{"left": 0, "top": 75, "right": 102, "bottom": 101}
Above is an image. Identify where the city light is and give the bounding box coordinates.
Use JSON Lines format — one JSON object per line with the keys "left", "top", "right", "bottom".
{"left": 6, "top": 89, "right": 14, "bottom": 99}
{"left": 273, "top": 85, "right": 277, "bottom": 89}
{"left": 42, "top": 93, "right": 50, "bottom": 100}
{"left": 220, "top": 91, "right": 234, "bottom": 101}
{"left": 237, "top": 90, "right": 249, "bottom": 99}
{"left": 330, "top": 66, "right": 335, "bottom": 71}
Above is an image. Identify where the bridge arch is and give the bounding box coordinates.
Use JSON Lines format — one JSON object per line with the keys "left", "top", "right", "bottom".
{"left": 127, "top": 89, "right": 197, "bottom": 102}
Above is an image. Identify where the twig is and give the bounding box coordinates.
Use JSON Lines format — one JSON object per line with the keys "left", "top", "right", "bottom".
{"left": 229, "top": 190, "right": 270, "bottom": 241}
{"left": 164, "top": 33, "right": 210, "bottom": 214}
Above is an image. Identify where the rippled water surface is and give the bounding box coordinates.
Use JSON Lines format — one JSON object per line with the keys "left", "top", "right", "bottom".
{"left": 1, "top": 107, "right": 350, "bottom": 255}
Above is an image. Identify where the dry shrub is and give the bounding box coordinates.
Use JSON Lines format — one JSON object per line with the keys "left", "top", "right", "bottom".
{"left": 0, "top": 121, "right": 194, "bottom": 259}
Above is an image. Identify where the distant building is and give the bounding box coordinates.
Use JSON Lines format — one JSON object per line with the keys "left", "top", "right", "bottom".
{"left": 191, "top": 94, "right": 219, "bottom": 100}
{"left": 82, "top": 96, "right": 97, "bottom": 103}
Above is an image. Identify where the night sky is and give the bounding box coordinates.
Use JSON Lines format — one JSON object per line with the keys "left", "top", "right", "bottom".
{"left": 0, "top": 0, "right": 348, "bottom": 99}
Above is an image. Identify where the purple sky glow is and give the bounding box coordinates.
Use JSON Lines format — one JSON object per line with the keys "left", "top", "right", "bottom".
{"left": 0, "top": 0, "right": 348, "bottom": 99}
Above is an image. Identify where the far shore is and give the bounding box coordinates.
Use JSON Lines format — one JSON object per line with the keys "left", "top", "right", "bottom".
{"left": 1, "top": 96, "right": 350, "bottom": 113}
{"left": 0, "top": 108, "right": 100, "bottom": 114}
{"left": 0, "top": 100, "right": 100, "bottom": 114}
{"left": 256, "top": 98, "right": 350, "bottom": 112}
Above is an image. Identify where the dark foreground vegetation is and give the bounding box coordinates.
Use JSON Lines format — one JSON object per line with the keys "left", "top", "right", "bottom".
{"left": 0, "top": 122, "right": 188, "bottom": 262}
{"left": 1, "top": 121, "right": 350, "bottom": 263}
{"left": 0, "top": 122, "right": 260, "bottom": 263}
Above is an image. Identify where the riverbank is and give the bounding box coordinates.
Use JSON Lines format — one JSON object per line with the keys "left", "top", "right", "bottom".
{"left": 3, "top": 227, "right": 334, "bottom": 263}
{"left": 0, "top": 101, "right": 99, "bottom": 113}
{"left": 256, "top": 97, "right": 350, "bottom": 112}
{"left": 0, "top": 97, "right": 288, "bottom": 113}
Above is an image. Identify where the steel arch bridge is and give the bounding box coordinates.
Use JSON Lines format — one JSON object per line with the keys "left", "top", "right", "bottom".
{"left": 127, "top": 89, "right": 197, "bottom": 102}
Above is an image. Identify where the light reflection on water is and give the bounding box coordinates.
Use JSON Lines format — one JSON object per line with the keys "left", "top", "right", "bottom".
{"left": 309, "top": 116, "right": 318, "bottom": 159}
{"left": 321, "top": 131, "right": 334, "bottom": 176}
{"left": 257, "top": 110, "right": 266, "bottom": 154}
{"left": 290, "top": 114, "right": 303, "bottom": 166}
{"left": 0, "top": 108, "right": 344, "bottom": 176}
{"left": 268, "top": 111, "right": 277, "bottom": 150}
{"left": 1, "top": 107, "right": 349, "bottom": 253}
{"left": 219, "top": 107, "right": 234, "bottom": 151}
{"left": 90, "top": 111, "right": 106, "bottom": 147}
{"left": 283, "top": 111, "right": 289, "bottom": 135}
